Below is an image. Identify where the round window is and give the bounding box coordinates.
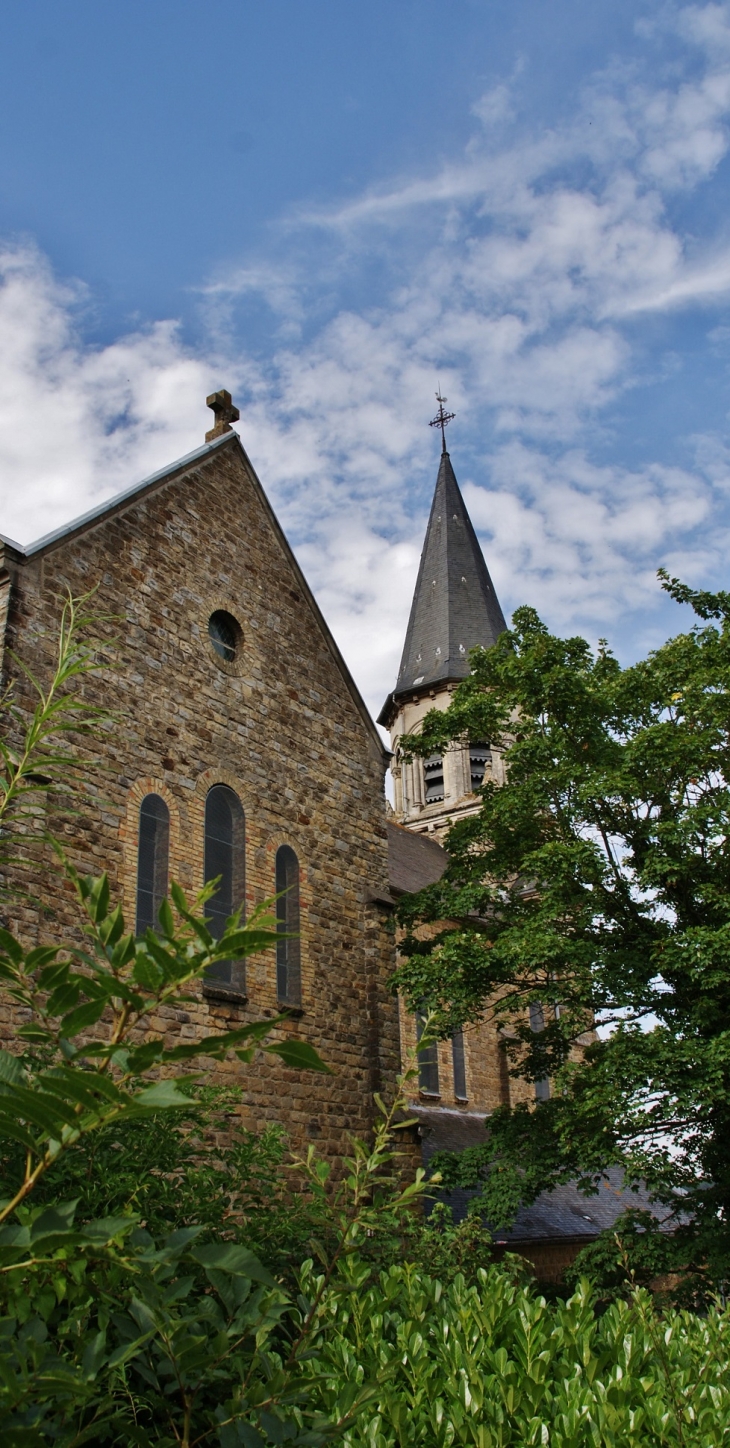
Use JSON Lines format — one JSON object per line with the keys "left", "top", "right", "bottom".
{"left": 208, "top": 610, "right": 241, "bottom": 664}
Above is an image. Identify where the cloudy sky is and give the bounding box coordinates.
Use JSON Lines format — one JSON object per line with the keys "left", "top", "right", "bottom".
{"left": 2, "top": 1, "right": 730, "bottom": 720}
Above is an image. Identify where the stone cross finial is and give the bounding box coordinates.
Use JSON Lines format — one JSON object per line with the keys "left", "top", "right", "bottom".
{"left": 205, "top": 389, "right": 240, "bottom": 442}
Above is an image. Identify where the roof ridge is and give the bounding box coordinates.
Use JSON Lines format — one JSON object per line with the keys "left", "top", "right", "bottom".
{"left": 4, "top": 430, "right": 236, "bottom": 559}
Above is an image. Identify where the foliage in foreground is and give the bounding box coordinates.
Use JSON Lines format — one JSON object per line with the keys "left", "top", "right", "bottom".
{"left": 303, "top": 1263, "right": 730, "bottom": 1448}
{"left": 2, "top": 595, "right": 730, "bottom": 1444}
{"left": 395, "top": 573, "right": 730, "bottom": 1290}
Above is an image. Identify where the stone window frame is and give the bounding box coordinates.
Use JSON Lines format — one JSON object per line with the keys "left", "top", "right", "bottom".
{"left": 188, "top": 768, "right": 252, "bottom": 1006}
{"left": 121, "top": 778, "right": 181, "bottom": 933}
{"left": 198, "top": 594, "right": 247, "bottom": 679}
{"left": 266, "top": 831, "right": 311, "bottom": 1018}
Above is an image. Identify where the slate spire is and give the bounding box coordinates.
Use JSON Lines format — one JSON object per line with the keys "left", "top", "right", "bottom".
{"left": 379, "top": 450, "right": 506, "bottom": 722}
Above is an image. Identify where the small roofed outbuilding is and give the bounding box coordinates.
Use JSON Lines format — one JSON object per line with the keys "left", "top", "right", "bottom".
{"left": 412, "top": 1105, "right": 669, "bottom": 1282}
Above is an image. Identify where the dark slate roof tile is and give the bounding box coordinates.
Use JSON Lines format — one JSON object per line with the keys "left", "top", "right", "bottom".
{"left": 387, "top": 820, "right": 448, "bottom": 895}
{"left": 386, "top": 451, "right": 506, "bottom": 712}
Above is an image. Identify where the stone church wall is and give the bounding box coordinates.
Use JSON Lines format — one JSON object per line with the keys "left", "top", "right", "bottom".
{"left": 0, "top": 435, "right": 403, "bottom": 1164}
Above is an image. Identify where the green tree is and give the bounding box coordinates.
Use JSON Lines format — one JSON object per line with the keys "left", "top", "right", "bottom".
{"left": 394, "top": 573, "right": 730, "bottom": 1288}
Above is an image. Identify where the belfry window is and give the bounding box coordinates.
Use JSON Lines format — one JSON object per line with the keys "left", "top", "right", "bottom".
{"left": 136, "top": 794, "right": 170, "bottom": 936}
{"left": 416, "top": 1010, "right": 440, "bottom": 1095}
{"left": 452, "top": 1030, "right": 467, "bottom": 1100}
{"left": 204, "top": 784, "right": 246, "bottom": 991}
{"left": 423, "top": 754, "right": 444, "bottom": 804}
{"left": 469, "top": 741, "right": 490, "bottom": 790}
{"left": 276, "top": 844, "right": 301, "bottom": 1006}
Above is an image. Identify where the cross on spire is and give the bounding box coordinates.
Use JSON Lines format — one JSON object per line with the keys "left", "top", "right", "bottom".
{"left": 206, "top": 389, "right": 240, "bottom": 442}
{"left": 429, "top": 389, "right": 456, "bottom": 453}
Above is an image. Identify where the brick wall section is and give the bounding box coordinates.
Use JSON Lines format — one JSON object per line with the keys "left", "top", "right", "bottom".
{"left": 0, "top": 433, "right": 407, "bottom": 1165}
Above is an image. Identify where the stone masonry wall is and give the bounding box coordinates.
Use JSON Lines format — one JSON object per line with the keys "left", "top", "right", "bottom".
{"left": 0, "top": 434, "right": 404, "bottom": 1165}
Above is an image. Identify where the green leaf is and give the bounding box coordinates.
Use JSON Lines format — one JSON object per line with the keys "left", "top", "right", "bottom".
{"left": 134, "top": 1080, "right": 193, "bottom": 1110}
{"left": 191, "top": 1242, "right": 276, "bottom": 1285}
{"left": 164, "top": 1022, "right": 274, "bottom": 1062}
{"left": 0, "top": 929, "right": 23, "bottom": 967}
{"left": 0, "top": 1050, "right": 24, "bottom": 1086}
{"left": 81, "top": 1214, "right": 138, "bottom": 1244}
{"left": 124, "top": 1040, "right": 164, "bottom": 1072}
{"left": 157, "top": 896, "right": 175, "bottom": 938}
{"left": 132, "top": 952, "right": 164, "bottom": 990}
{"left": 0, "top": 1117, "right": 38, "bottom": 1152}
{"left": 265, "top": 1039, "right": 331, "bottom": 1073}
{"left": 86, "top": 872, "right": 110, "bottom": 924}
{"left": 0, "top": 1084, "right": 78, "bottom": 1133}
{"left": 58, "top": 997, "right": 107, "bottom": 1038}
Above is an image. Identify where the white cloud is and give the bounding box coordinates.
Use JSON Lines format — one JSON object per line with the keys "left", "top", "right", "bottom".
{"left": 0, "top": 243, "right": 223, "bottom": 546}
{"left": 3, "top": 6, "right": 730, "bottom": 719}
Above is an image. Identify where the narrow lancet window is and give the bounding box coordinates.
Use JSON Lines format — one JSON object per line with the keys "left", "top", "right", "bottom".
{"left": 204, "top": 785, "right": 245, "bottom": 991}
{"left": 276, "top": 844, "right": 301, "bottom": 1005}
{"left": 452, "top": 1030, "right": 467, "bottom": 1099}
{"left": 529, "top": 1001, "right": 551, "bottom": 1101}
{"left": 136, "top": 793, "right": 170, "bottom": 936}
{"left": 416, "top": 1010, "right": 440, "bottom": 1095}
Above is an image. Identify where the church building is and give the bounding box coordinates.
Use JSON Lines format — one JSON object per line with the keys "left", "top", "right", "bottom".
{"left": 0, "top": 390, "right": 644, "bottom": 1276}
{"left": 0, "top": 392, "right": 403, "bottom": 1161}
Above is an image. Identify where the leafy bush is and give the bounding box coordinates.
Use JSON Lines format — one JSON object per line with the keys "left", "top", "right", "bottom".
{"left": 304, "top": 1262, "right": 730, "bottom": 1447}
{"left": 0, "top": 1085, "right": 329, "bottom": 1279}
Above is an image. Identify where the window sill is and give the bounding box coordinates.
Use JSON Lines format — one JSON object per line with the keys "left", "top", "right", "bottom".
{"left": 455, "top": 1096, "right": 469, "bottom": 1104}
{"left": 277, "top": 1003, "right": 305, "bottom": 1018}
{"left": 419, "top": 1090, "right": 441, "bottom": 1101}
{"left": 203, "top": 985, "right": 248, "bottom": 1006}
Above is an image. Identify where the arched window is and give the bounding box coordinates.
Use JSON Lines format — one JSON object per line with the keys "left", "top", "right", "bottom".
{"left": 275, "top": 845, "right": 301, "bottom": 1005}
{"left": 204, "top": 785, "right": 246, "bottom": 991}
{"left": 416, "top": 1010, "right": 440, "bottom": 1095}
{"left": 451, "top": 1030, "right": 467, "bottom": 1100}
{"left": 529, "top": 1002, "right": 550, "bottom": 1101}
{"left": 136, "top": 793, "right": 170, "bottom": 936}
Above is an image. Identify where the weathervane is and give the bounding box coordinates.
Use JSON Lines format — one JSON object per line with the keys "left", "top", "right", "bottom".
{"left": 429, "top": 389, "right": 455, "bottom": 453}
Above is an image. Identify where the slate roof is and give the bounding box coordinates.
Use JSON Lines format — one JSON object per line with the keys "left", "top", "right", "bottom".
{"left": 412, "top": 1105, "right": 668, "bottom": 1243}
{"left": 379, "top": 450, "right": 506, "bottom": 724}
{"left": 387, "top": 820, "right": 448, "bottom": 896}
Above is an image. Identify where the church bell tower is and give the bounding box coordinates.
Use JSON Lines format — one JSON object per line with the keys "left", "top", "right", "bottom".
{"left": 378, "top": 397, "right": 507, "bottom": 839}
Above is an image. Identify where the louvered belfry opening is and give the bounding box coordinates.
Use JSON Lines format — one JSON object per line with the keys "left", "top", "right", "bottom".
{"left": 469, "top": 741, "right": 490, "bottom": 790}
{"left": 423, "top": 754, "right": 445, "bottom": 803}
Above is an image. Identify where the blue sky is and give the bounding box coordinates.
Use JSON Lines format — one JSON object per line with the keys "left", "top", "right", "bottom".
{"left": 2, "top": 1, "right": 730, "bottom": 719}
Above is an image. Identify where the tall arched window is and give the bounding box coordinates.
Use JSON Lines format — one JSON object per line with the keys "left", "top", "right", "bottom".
{"left": 275, "top": 844, "right": 301, "bottom": 1005}
{"left": 136, "top": 794, "right": 170, "bottom": 936}
{"left": 204, "top": 785, "right": 246, "bottom": 991}
{"left": 451, "top": 1030, "right": 467, "bottom": 1100}
{"left": 529, "top": 1002, "right": 550, "bottom": 1101}
{"left": 416, "top": 1010, "right": 440, "bottom": 1095}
